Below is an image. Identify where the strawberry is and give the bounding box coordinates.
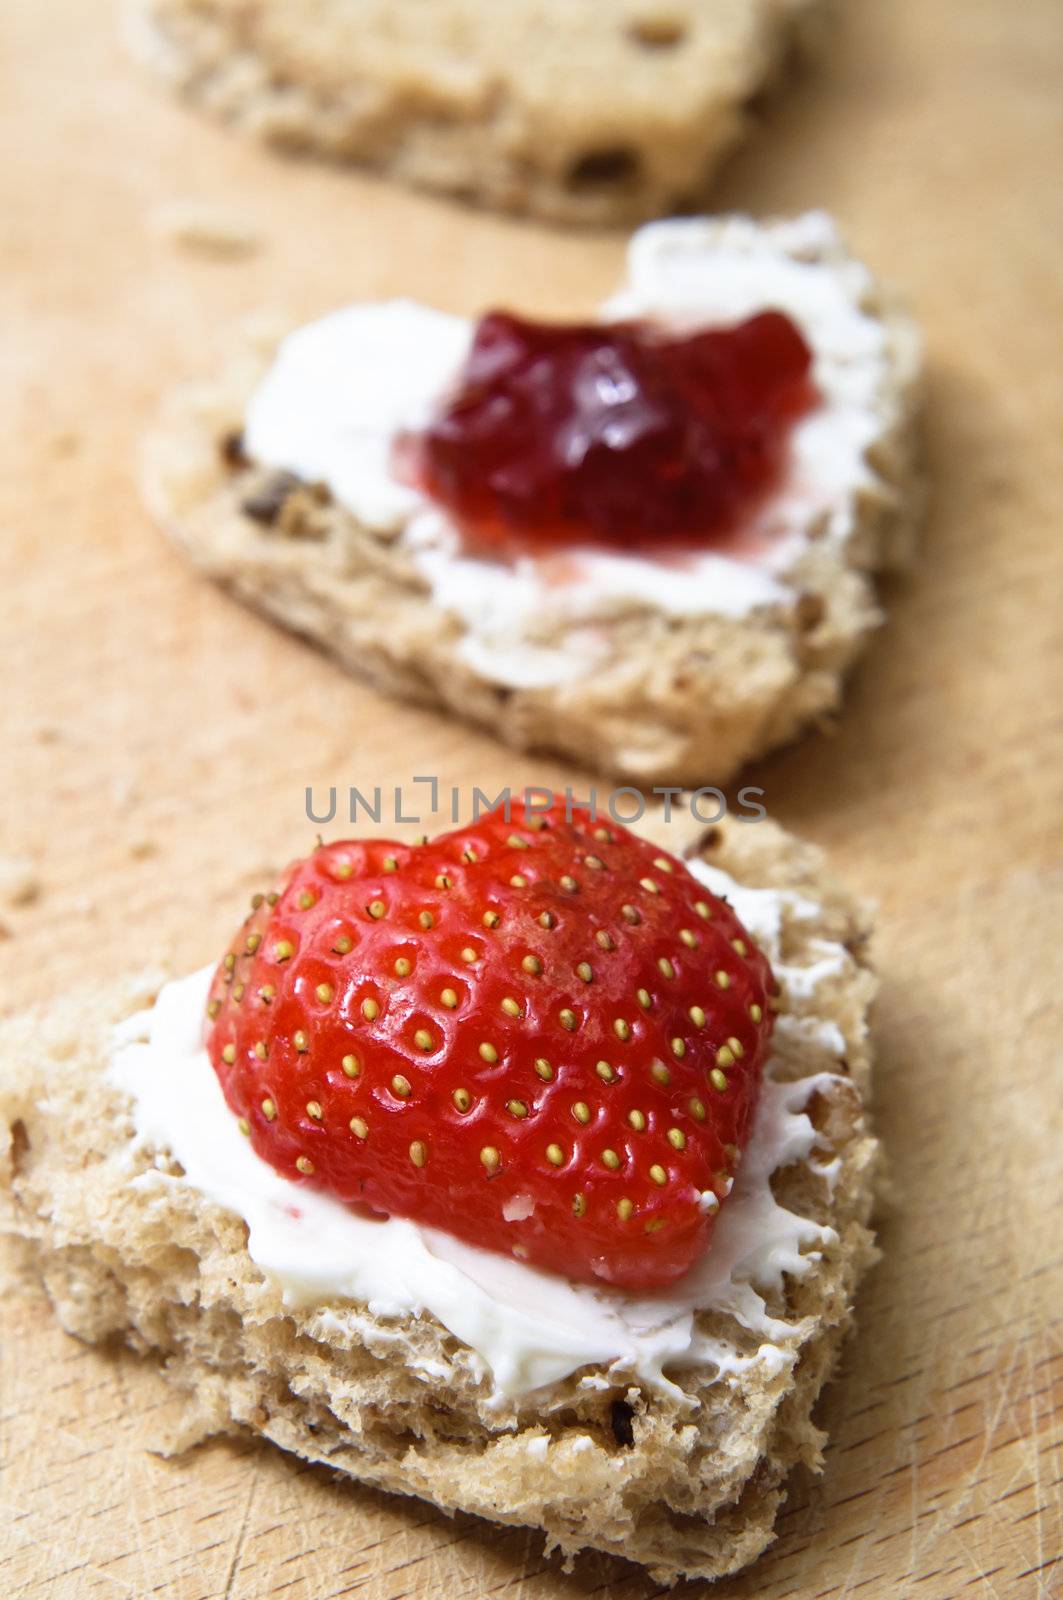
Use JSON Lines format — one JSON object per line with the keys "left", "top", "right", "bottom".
{"left": 205, "top": 802, "right": 775, "bottom": 1291}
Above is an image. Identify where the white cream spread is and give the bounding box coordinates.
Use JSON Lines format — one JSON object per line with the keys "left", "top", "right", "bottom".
{"left": 245, "top": 300, "right": 472, "bottom": 533}
{"left": 108, "top": 859, "right": 853, "bottom": 1403}
{"left": 242, "top": 213, "right": 890, "bottom": 690}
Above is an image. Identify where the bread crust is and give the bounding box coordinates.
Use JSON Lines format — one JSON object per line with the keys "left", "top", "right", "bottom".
{"left": 144, "top": 219, "right": 923, "bottom": 788}
{"left": 0, "top": 815, "right": 879, "bottom": 1584}
{"left": 127, "top": 0, "right": 828, "bottom": 225}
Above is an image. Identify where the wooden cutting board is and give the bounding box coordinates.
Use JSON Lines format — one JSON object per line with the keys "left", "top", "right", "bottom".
{"left": 2, "top": 1, "right": 1061, "bottom": 1595}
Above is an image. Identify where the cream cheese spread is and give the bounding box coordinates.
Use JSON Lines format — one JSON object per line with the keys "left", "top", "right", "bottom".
{"left": 241, "top": 214, "right": 890, "bottom": 691}
{"left": 109, "top": 859, "right": 854, "bottom": 1402}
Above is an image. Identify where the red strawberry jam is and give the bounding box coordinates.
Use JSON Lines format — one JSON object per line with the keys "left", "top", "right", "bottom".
{"left": 395, "top": 310, "right": 815, "bottom": 556}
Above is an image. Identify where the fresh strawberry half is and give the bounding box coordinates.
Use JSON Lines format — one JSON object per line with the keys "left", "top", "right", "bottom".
{"left": 205, "top": 802, "right": 776, "bottom": 1291}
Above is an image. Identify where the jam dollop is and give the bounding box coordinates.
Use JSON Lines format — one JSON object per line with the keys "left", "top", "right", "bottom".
{"left": 395, "top": 310, "right": 816, "bottom": 556}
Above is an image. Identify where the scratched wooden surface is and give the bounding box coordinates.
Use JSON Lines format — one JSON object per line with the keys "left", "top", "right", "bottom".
{"left": 2, "top": 1, "right": 1062, "bottom": 1596}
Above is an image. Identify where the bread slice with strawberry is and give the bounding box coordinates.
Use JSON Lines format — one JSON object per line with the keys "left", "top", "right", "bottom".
{"left": 0, "top": 803, "right": 878, "bottom": 1584}
{"left": 145, "top": 213, "right": 923, "bottom": 786}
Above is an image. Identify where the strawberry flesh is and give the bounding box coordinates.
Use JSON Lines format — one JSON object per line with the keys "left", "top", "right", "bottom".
{"left": 206, "top": 803, "right": 776, "bottom": 1291}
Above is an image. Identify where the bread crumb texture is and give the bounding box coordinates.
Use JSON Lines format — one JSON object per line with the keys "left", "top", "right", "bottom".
{"left": 130, "top": 0, "right": 829, "bottom": 224}
{"left": 0, "top": 816, "right": 879, "bottom": 1583}
{"left": 149, "top": 197, "right": 262, "bottom": 256}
